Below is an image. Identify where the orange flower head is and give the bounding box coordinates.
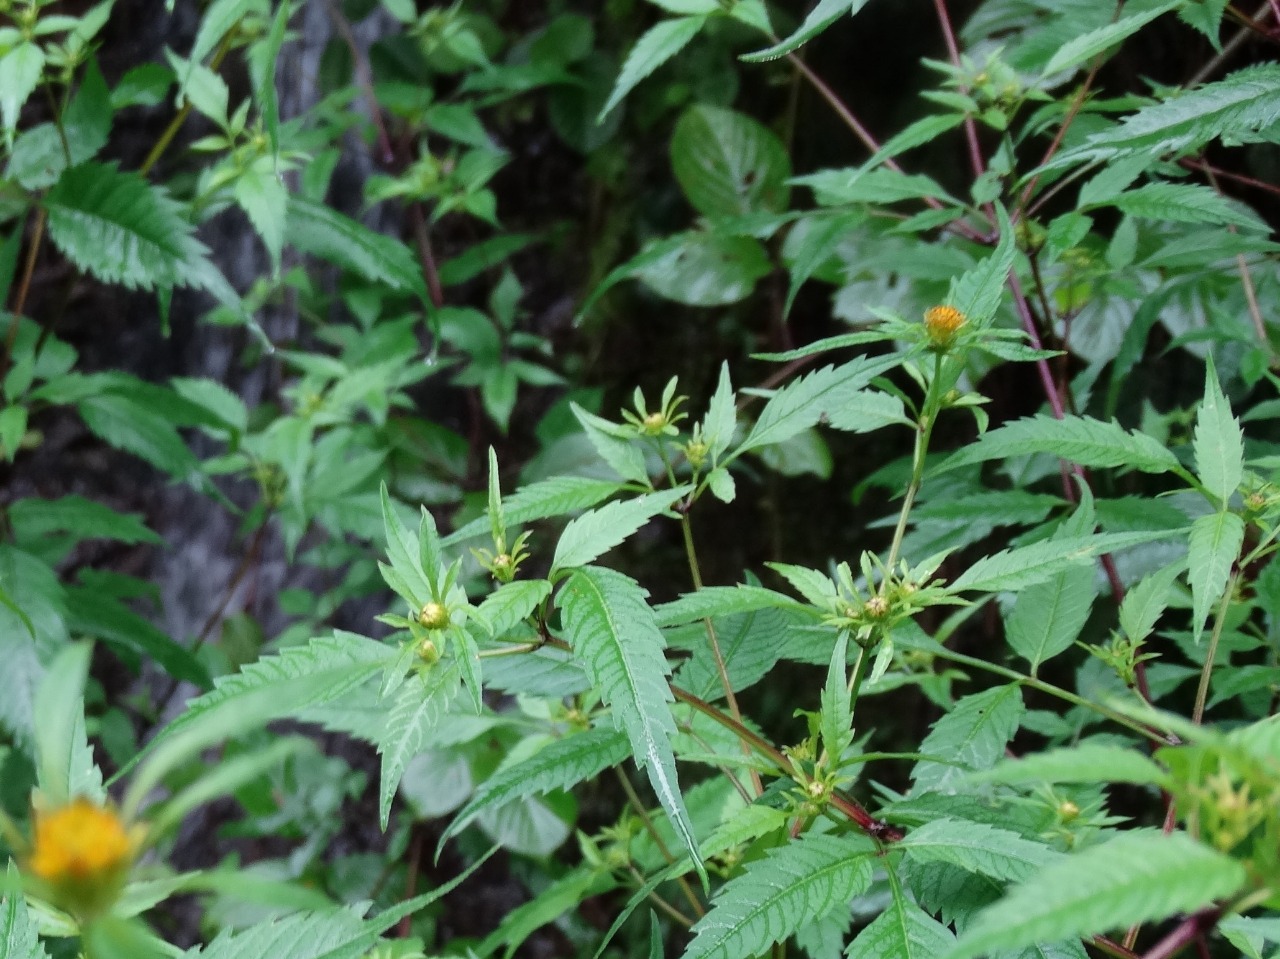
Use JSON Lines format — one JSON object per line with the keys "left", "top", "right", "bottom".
{"left": 28, "top": 798, "right": 133, "bottom": 884}
{"left": 923, "top": 305, "right": 967, "bottom": 349}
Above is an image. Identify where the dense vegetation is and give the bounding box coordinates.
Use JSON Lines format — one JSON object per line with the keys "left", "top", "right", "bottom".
{"left": 2, "top": 1, "right": 1280, "bottom": 958}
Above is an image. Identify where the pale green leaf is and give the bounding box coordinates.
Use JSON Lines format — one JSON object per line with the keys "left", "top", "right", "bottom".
{"left": 1042, "top": 1, "right": 1181, "bottom": 76}
{"left": 950, "top": 205, "right": 1015, "bottom": 328}
{"left": 845, "top": 890, "right": 954, "bottom": 959}
{"left": 0, "top": 865, "right": 51, "bottom": 959}
{"left": 1194, "top": 358, "right": 1244, "bottom": 503}
{"left": 971, "top": 744, "right": 1171, "bottom": 787}
{"left": 551, "top": 487, "right": 689, "bottom": 574}
{"left": 286, "top": 198, "right": 425, "bottom": 298}
{"left": 559, "top": 566, "right": 702, "bottom": 878}
{"left": 570, "top": 404, "right": 650, "bottom": 484}
{"left": 1101, "top": 183, "right": 1266, "bottom": 230}
{"left": 912, "top": 685, "right": 1023, "bottom": 793}
{"left": 599, "top": 16, "right": 707, "bottom": 120}
{"left": 377, "top": 661, "right": 463, "bottom": 829}
{"left": 742, "top": 0, "right": 868, "bottom": 62}
{"left": 898, "top": 818, "right": 1061, "bottom": 882}
{"left": 9, "top": 495, "right": 159, "bottom": 546}
{"left": 655, "top": 584, "right": 810, "bottom": 627}
{"left": 951, "top": 531, "right": 1177, "bottom": 594}
{"left": 938, "top": 414, "right": 1181, "bottom": 475}
{"left": 702, "top": 362, "right": 737, "bottom": 461}
{"left": 0, "top": 43, "right": 45, "bottom": 136}
{"left": 949, "top": 832, "right": 1248, "bottom": 959}
{"left": 475, "top": 579, "right": 552, "bottom": 636}
{"left": 684, "top": 833, "right": 875, "bottom": 959}
{"left": 1118, "top": 562, "right": 1183, "bottom": 645}
{"left": 442, "top": 475, "right": 623, "bottom": 547}
{"left": 1005, "top": 564, "right": 1097, "bottom": 673}
{"left": 441, "top": 726, "right": 630, "bottom": 851}
{"left": 1188, "top": 511, "right": 1244, "bottom": 641}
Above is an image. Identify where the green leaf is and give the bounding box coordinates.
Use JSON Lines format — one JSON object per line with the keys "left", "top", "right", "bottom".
{"left": 949, "top": 832, "right": 1249, "bottom": 959}
{"left": 938, "top": 414, "right": 1181, "bottom": 475}
{"left": 1004, "top": 564, "right": 1097, "bottom": 673}
{"left": 440, "top": 726, "right": 630, "bottom": 852}
{"left": 702, "top": 362, "right": 737, "bottom": 461}
{"left": 475, "top": 579, "right": 552, "bottom": 636}
{"left": 950, "top": 205, "right": 1015, "bottom": 328}
{"left": 379, "top": 485, "right": 434, "bottom": 608}
{"left": 76, "top": 392, "right": 199, "bottom": 479}
{"left": 9, "top": 496, "right": 160, "bottom": 546}
{"left": 599, "top": 16, "right": 707, "bottom": 120}
{"left": 655, "top": 585, "right": 811, "bottom": 627}
{"left": 634, "top": 231, "right": 772, "bottom": 307}
{"left": 912, "top": 685, "right": 1023, "bottom": 793}
{"left": 551, "top": 487, "right": 689, "bottom": 574}
{"left": 741, "top": 0, "right": 867, "bottom": 61}
{"left": 951, "top": 531, "right": 1178, "bottom": 594}
{"left": 33, "top": 642, "right": 93, "bottom": 807}
{"left": 559, "top": 566, "right": 702, "bottom": 879}
{"left": 377, "top": 661, "right": 462, "bottom": 829}
{"left": 286, "top": 198, "right": 425, "bottom": 298}
{"left": 1119, "top": 562, "right": 1183, "bottom": 644}
{"left": 1194, "top": 358, "right": 1244, "bottom": 503}
{"left": 1053, "top": 63, "right": 1280, "bottom": 164}
{"left": 971, "top": 744, "right": 1171, "bottom": 787}
{"left": 899, "top": 818, "right": 1061, "bottom": 882}
{"left": 683, "top": 833, "right": 875, "bottom": 959}
{"left": 736, "top": 355, "right": 901, "bottom": 459}
{"left": 671, "top": 105, "right": 789, "bottom": 217}
{"left": 0, "top": 865, "right": 51, "bottom": 959}
{"left": 570, "top": 404, "right": 650, "bottom": 484}
{"left": 235, "top": 165, "right": 288, "bottom": 271}
{"left": 845, "top": 888, "right": 954, "bottom": 959}
{"left": 443, "top": 475, "right": 623, "bottom": 547}
{"left": 65, "top": 587, "right": 211, "bottom": 688}
{"left": 820, "top": 631, "right": 852, "bottom": 760}
{"left": 0, "top": 43, "right": 45, "bottom": 138}
{"left": 44, "top": 162, "right": 209, "bottom": 290}
{"left": 1041, "top": 0, "right": 1181, "bottom": 76}
{"left": 1099, "top": 182, "right": 1266, "bottom": 230}
{"left": 0, "top": 547, "right": 67, "bottom": 750}
{"left": 1188, "top": 511, "right": 1244, "bottom": 641}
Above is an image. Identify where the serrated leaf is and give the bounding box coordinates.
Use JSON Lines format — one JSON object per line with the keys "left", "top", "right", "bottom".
{"left": 44, "top": 162, "right": 209, "bottom": 290}
{"left": 443, "top": 476, "right": 623, "bottom": 547}
{"left": 1004, "top": 564, "right": 1097, "bottom": 673}
{"left": 684, "top": 833, "right": 874, "bottom": 959}
{"left": 951, "top": 531, "right": 1177, "bottom": 594}
{"left": 571, "top": 403, "right": 650, "bottom": 483}
{"left": 0, "top": 865, "right": 51, "bottom": 959}
{"left": 1194, "top": 358, "right": 1244, "bottom": 503}
{"left": 655, "top": 585, "right": 811, "bottom": 627}
{"left": 235, "top": 165, "right": 288, "bottom": 271}
{"left": 559, "top": 566, "right": 702, "bottom": 878}
{"left": 1188, "top": 510, "right": 1244, "bottom": 641}
{"left": 671, "top": 104, "right": 789, "bottom": 216}
{"left": 599, "top": 16, "right": 707, "bottom": 120}
{"left": 9, "top": 496, "right": 160, "bottom": 546}
{"left": 845, "top": 890, "right": 954, "bottom": 959}
{"left": 735, "top": 355, "right": 901, "bottom": 458}
{"left": 1042, "top": 0, "right": 1180, "bottom": 76}
{"left": 950, "top": 205, "right": 1015, "bottom": 328}
{"left": 0, "top": 43, "right": 45, "bottom": 138}
{"left": 475, "top": 579, "right": 552, "bottom": 636}
{"left": 702, "top": 362, "right": 737, "bottom": 461}
{"left": 912, "top": 685, "right": 1023, "bottom": 793}
{"left": 949, "top": 832, "right": 1248, "bottom": 959}
{"left": 1052, "top": 63, "right": 1280, "bottom": 164}
{"left": 674, "top": 606, "right": 803, "bottom": 699}
{"left": 286, "top": 197, "right": 425, "bottom": 298}
{"left": 1100, "top": 182, "right": 1266, "bottom": 230}
{"left": 379, "top": 486, "right": 434, "bottom": 608}
{"left": 971, "top": 744, "right": 1171, "bottom": 787}
{"left": 899, "top": 818, "right": 1061, "bottom": 882}
{"left": 377, "top": 662, "right": 463, "bottom": 828}
{"left": 440, "top": 726, "right": 630, "bottom": 851}
{"left": 742, "top": 0, "right": 867, "bottom": 61}
{"left": 551, "top": 487, "right": 689, "bottom": 574}
{"left": 820, "top": 631, "right": 852, "bottom": 760}
{"left": 938, "top": 414, "right": 1180, "bottom": 475}
{"left": 1119, "top": 562, "right": 1183, "bottom": 644}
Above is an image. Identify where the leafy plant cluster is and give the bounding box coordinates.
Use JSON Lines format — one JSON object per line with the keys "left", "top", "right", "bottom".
{"left": 1, "top": 0, "right": 1280, "bottom": 958}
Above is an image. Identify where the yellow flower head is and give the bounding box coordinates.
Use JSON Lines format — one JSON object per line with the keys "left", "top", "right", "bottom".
{"left": 28, "top": 798, "right": 132, "bottom": 883}
{"left": 923, "top": 305, "right": 967, "bottom": 349}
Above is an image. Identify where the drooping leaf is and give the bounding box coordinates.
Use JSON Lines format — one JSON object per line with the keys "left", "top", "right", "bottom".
{"left": 741, "top": 0, "right": 868, "bottom": 61}
{"left": 845, "top": 887, "right": 954, "bottom": 959}
{"left": 1188, "top": 510, "right": 1244, "bottom": 641}
{"left": 670, "top": 105, "right": 790, "bottom": 216}
{"left": 559, "top": 566, "right": 702, "bottom": 878}
{"left": 912, "top": 685, "right": 1023, "bottom": 793}
{"left": 599, "top": 16, "right": 708, "bottom": 120}
{"left": 377, "top": 661, "right": 463, "bottom": 829}
{"left": 683, "top": 833, "right": 876, "bottom": 959}
{"left": 938, "top": 414, "right": 1181, "bottom": 475}
{"left": 1193, "top": 358, "right": 1244, "bottom": 503}
{"left": 44, "top": 162, "right": 210, "bottom": 290}
{"left": 286, "top": 197, "right": 425, "bottom": 298}
{"left": 439, "top": 726, "right": 630, "bottom": 851}
{"left": 949, "top": 832, "right": 1249, "bottom": 959}
{"left": 551, "top": 487, "right": 690, "bottom": 574}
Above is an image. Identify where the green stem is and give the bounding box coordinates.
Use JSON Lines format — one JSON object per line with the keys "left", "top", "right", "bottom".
{"left": 847, "top": 643, "right": 869, "bottom": 709}
{"left": 885, "top": 352, "right": 944, "bottom": 578}
{"left": 1193, "top": 573, "right": 1238, "bottom": 725}
{"left": 615, "top": 767, "right": 706, "bottom": 919}
{"left": 139, "top": 36, "right": 234, "bottom": 177}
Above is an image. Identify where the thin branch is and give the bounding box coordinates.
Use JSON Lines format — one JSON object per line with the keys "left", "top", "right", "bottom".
{"left": 930, "top": 0, "right": 986, "bottom": 184}
{"left": 1138, "top": 907, "right": 1224, "bottom": 959}
{"left": 1189, "top": 2, "right": 1274, "bottom": 86}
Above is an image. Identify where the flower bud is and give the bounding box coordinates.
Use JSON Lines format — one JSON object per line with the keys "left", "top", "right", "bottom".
{"left": 924, "top": 305, "right": 967, "bottom": 350}
{"left": 418, "top": 602, "right": 450, "bottom": 630}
